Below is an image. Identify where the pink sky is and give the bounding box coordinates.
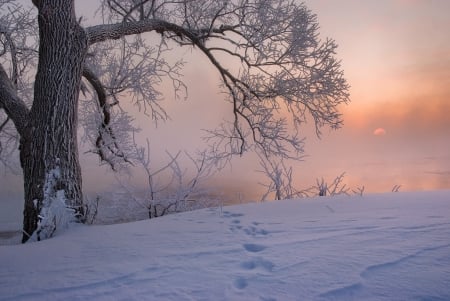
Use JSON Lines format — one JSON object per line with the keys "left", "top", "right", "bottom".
{"left": 300, "top": 0, "right": 450, "bottom": 193}
{"left": 196, "top": 0, "right": 449, "bottom": 197}
{"left": 103, "top": 0, "right": 449, "bottom": 198}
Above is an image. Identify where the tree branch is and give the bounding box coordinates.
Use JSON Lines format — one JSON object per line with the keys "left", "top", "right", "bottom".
{"left": 0, "top": 116, "right": 10, "bottom": 132}
{"left": 82, "top": 65, "right": 132, "bottom": 169}
{"left": 0, "top": 25, "right": 19, "bottom": 86}
{"left": 82, "top": 66, "right": 107, "bottom": 112}
{"left": 0, "top": 63, "right": 29, "bottom": 137}
{"left": 87, "top": 19, "right": 190, "bottom": 45}
{"left": 88, "top": 0, "right": 350, "bottom": 163}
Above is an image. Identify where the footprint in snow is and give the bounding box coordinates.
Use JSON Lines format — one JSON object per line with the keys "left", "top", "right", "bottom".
{"left": 243, "top": 225, "right": 269, "bottom": 237}
{"left": 243, "top": 243, "right": 267, "bottom": 253}
{"left": 222, "top": 211, "right": 245, "bottom": 218}
{"left": 229, "top": 225, "right": 243, "bottom": 233}
{"left": 240, "top": 257, "right": 274, "bottom": 272}
{"left": 233, "top": 277, "right": 248, "bottom": 289}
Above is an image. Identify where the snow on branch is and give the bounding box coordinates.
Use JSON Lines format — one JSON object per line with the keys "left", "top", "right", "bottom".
{"left": 82, "top": 66, "right": 133, "bottom": 170}
{"left": 315, "top": 172, "right": 350, "bottom": 197}
{"left": 257, "top": 153, "right": 308, "bottom": 201}
{"left": 79, "top": 95, "right": 139, "bottom": 171}
{"left": 0, "top": 0, "right": 37, "bottom": 165}
{"left": 87, "top": 0, "right": 349, "bottom": 163}
{"left": 115, "top": 135, "right": 220, "bottom": 219}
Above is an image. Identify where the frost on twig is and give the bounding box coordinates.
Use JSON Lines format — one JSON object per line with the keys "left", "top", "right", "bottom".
{"left": 79, "top": 92, "right": 139, "bottom": 171}
{"left": 257, "top": 153, "right": 309, "bottom": 201}
{"left": 115, "top": 135, "right": 220, "bottom": 219}
{"left": 1, "top": 0, "right": 350, "bottom": 241}
{"left": 258, "top": 163, "right": 368, "bottom": 200}
{"left": 92, "top": 0, "right": 349, "bottom": 165}
{"left": 314, "top": 172, "right": 350, "bottom": 196}
{"left": 0, "top": 0, "right": 37, "bottom": 168}
{"left": 2, "top": 0, "right": 349, "bottom": 175}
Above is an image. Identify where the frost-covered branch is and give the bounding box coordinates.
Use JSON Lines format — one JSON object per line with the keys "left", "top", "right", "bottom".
{"left": 314, "top": 172, "right": 350, "bottom": 197}
{"left": 2, "top": 0, "right": 349, "bottom": 169}
{"left": 82, "top": 66, "right": 133, "bottom": 170}
{"left": 257, "top": 153, "right": 309, "bottom": 201}
{"left": 0, "top": 63, "right": 29, "bottom": 136}
{"left": 1, "top": 0, "right": 350, "bottom": 241}
{"left": 88, "top": 0, "right": 349, "bottom": 163}
{"left": 116, "top": 136, "right": 219, "bottom": 218}
{"left": 0, "top": 0, "right": 37, "bottom": 165}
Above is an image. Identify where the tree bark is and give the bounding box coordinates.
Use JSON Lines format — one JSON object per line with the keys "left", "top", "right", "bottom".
{"left": 21, "top": 0, "right": 88, "bottom": 242}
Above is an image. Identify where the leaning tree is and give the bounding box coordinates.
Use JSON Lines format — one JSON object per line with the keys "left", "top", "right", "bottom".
{"left": 0, "top": 0, "right": 349, "bottom": 242}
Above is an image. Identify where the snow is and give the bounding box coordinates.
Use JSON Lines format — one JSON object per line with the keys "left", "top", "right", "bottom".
{"left": 1, "top": 190, "right": 450, "bottom": 300}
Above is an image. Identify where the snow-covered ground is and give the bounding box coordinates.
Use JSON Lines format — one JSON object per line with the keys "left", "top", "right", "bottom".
{"left": 1, "top": 190, "right": 450, "bottom": 301}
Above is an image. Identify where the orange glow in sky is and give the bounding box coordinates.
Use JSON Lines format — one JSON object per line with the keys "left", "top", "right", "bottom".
{"left": 62, "top": 0, "right": 450, "bottom": 196}
{"left": 294, "top": 0, "right": 450, "bottom": 194}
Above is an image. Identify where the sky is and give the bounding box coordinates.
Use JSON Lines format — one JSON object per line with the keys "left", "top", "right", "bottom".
{"left": 104, "top": 0, "right": 449, "bottom": 198}
{"left": 1, "top": 0, "right": 449, "bottom": 214}
{"left": 299, "top": 0, "right": 450, "bottom": 193}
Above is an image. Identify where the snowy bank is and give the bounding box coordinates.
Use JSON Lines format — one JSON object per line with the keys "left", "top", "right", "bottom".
{"left": 1, "top": 190, "right": 450, "bottom": 300}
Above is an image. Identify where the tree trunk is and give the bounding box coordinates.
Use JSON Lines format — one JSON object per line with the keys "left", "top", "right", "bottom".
{"left": 21, "top": 0, "right": 88, "bottom": 242}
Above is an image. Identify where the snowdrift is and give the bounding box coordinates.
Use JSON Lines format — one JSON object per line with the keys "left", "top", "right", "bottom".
{"left": 1, "top": 190, "right": 450, "bottom": 300}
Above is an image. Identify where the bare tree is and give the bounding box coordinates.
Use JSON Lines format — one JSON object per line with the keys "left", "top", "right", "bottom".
{"left": 257, "top": 153, "right": 310, "bottom": 201}
{"left": 117, "top": 137, "right": 218, "bottom": 219}
{"left": 352, "top": 185, "right": 365, "bottom": 196}
{"left": 314, "top": 172, "right": 350, "bottom": 196}
{"left": 258, "top": 165, "right": 367, "bottom": 200}
{"left": 0, "top": 0, "right": 349, "bottom": 242}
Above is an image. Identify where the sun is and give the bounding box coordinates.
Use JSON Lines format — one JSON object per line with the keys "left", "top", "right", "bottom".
{"left": 373, "top": 127, "right": 386, "bottom": 136}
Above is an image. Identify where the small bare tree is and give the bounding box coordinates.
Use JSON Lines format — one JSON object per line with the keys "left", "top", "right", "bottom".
{"left": 117, "top": 136, "right": 218, "bottom": 219}
{"left": 259, "top": 166, "right": 367, "bottom": 200}
{"left": 314, "top": 172, "right": 349, "bottom": 196}
{"left": 257, "top": 154, "right": 310, "bottom": 201}
{"left": 352, "top": 185, "right": 365, "bottom": 196}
